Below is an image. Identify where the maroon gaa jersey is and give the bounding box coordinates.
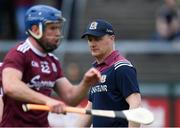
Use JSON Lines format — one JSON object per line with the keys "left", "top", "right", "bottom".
{"left": 0, "top": 38, "right": 63, "bottom": 127}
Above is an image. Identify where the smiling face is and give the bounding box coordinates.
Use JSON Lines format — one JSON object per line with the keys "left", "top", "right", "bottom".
{"left": 87, "top": 34, "right": 115, "bottom": 63}
{"left": 39, "top": 22, "right": 64, "bottom": 53}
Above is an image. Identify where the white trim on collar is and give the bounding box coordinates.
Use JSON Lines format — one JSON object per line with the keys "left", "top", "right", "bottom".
{"left": 26, "top": 38, "right": 47, "bottom": 57}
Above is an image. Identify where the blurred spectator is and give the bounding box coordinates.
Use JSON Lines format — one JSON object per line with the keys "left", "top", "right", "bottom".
{"left": 66, "top": 63, "right": 81, "bottom": 84}
{"left": 15, "top": 0, "right": 35, "bottom": 40}
{"left": 154, "top": 0, "right": 180, "bottom": 42}
{"left": 0, "top": 0, "right": 16, "bottom": 39}
{"left": 0, "top": 0, "right": 63, "bottom": 40}
{"left": 35, "top": 0, "right": 63, "bottom": 9}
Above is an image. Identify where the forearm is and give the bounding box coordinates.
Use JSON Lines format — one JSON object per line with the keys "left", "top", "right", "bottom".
{"left": 76, "top": 115, "right": 92, "bottom": 127}
{"left": 128, "top": 101, "right": 141, "bottom": 127}
{"left": 64, "top": 82, "right": 90, "bottom": 106}
{"left": 126, "top": 93, "right": 141, "bottom": 128}
{"left": 3, "top": 68, "right": 52, "bottom": 104}
{"left": 76, "top": 101, "right": 92, "bottom": 127}
{"left": 68, "top": 67, "right": 100, "bottom": 106}
{"left": 128, "top": 121, "right": 140, "bottom": 128}
{"left": 4, "top": 80, "right": 51, "bottom": 104}
{"left": 66, "top": 71, "right": 100, "bottom": 106}
{"left": 55, "top": 68, "right": 100, "bottom": 106}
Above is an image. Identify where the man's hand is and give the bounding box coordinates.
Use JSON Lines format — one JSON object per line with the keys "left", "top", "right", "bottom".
{"left": 82, "top": 68, "right": 101, "bottom": 87}
{"left": 46, "top": 98, "right": 66, "bottom": 114}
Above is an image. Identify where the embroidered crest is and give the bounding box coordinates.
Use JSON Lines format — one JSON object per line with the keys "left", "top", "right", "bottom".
{"left": 31, "top": 61, "right": 39, "bottom": 68}
{"left": 101, "top": 75, "right": 107, "bottom": 83}
{"left": 89, "top": 22, "right": 98, "bottom": 30}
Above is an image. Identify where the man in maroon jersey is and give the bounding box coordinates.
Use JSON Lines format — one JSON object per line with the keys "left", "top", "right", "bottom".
{"left": 0, "top": 5, "right": 101, "bottom": 127}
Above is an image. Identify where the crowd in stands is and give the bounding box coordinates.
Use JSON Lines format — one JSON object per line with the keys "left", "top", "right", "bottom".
{"left": 153, "top": 0, "right": 180, "bottom": 42}
{"left": 0, "top": 0, "right": 180, "bottom": 42}
{"left": 0, "top": 0, "right": 62, "bottom": 40}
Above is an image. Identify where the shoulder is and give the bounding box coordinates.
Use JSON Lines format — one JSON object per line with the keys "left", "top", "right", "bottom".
{"left": 113, "top": 60, "right": 137, "bottom": 77}
{"left": 3, "top": 42, "right": 30, "bottom": 68}
{"left": 48, "top": 53, "right": 59, "bottom": 61}
{"left": 4, "top": 42, "right": 29, "bottom": 60}
{"left": 16, "top": 41, "right": 31, "bottom": 53}
{"left": 114, "top": 60, "right": 133, "bottom": 70}
{"left": 47, "top": 53, "right": 62, "bottom": 68}
{"left": 113, "top": 62, "right": 139, "bottom": 89}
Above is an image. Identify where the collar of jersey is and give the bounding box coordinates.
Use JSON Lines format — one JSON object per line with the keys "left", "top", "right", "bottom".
{"left": 26, "top": 38, "right": 47, "bottom": 57}
{"left": 93, "top": 50, "right": 119, "bottom": 67}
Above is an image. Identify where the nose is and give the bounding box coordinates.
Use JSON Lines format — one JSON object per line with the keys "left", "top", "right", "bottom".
{"left": 56, "top": 29, "right": 61, "bottom": 37}
{"left": 55, "top": 29, "right": 62, "bottom": 37}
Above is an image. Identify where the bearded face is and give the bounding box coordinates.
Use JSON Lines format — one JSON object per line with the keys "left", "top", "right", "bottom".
{"left": 38, "top": 22, "right": 64, "bottom": 53}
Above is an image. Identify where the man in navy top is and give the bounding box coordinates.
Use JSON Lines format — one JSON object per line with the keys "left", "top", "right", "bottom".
{"left": 78, "top": 19, "right": 142, "bottom": 127}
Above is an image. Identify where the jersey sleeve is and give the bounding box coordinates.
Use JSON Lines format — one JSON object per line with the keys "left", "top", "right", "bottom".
{"left": 115, "top": 65, "right": 140, "bottom": 98}
{"left": 56, "top": 61, "right": 64, "bottom": 79}
{"left": 3, "top": 48, "right": 26, "bottom": 73}
{"left": 48, "top": 53, "right": 64, "bottom": 79}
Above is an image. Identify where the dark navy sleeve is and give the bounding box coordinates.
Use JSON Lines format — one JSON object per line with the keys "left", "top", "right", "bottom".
{"left": 115, "top": 65, "right": 140, "bottom": 98}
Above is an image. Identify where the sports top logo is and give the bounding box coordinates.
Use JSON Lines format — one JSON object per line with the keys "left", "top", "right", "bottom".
{"left": 101, "top": 75, "right": 107, "bottom": 83}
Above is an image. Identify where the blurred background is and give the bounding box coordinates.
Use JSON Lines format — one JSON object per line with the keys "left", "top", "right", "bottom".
{"left": 1, "top": 0, "right": 180, "bottom": 127}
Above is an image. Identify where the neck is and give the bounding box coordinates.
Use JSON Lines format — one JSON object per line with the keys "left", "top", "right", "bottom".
{"left": 96, "top": 50, "right": 114, "bottom": 64}
{"left": 28, "top": 37, "right": 45, "bottom": 53}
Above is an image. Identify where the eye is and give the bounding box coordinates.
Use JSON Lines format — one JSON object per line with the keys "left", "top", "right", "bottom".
{"left": 95, "top": 37, "right": 102, "bottom": 41}
{"left": 88, "top": 39, "right": 92, "bottom": 42}
{"left": 87, "top": 36, "right": 93, "bottom": 41}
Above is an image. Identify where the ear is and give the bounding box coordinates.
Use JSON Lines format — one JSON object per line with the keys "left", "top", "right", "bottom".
{"left": 110, "top": 35, "right": 115, "bottom": 41}
{"left": 31, "top": 25, "right": 40, "bottom": 35}
{"left": 28, "top": 23, "right": 43, "bottom": 39}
